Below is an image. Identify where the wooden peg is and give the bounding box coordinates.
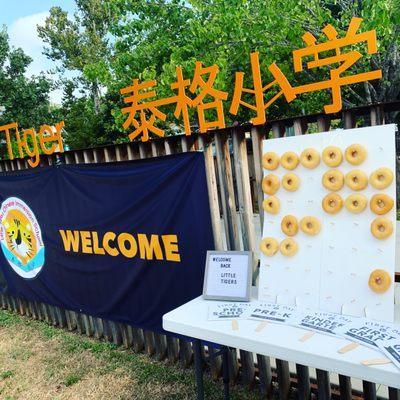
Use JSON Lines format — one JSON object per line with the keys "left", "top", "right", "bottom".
{"left": 255, "top": 321, "right": 268, "bottom": 332}
{"left": 338, "top": 342, "right": 359, "bottom": 354}
{"left": 361, "top": 358, "right": 391, "bottom": 366}
{"left": 231, "top": 320, "right": 239, "bottom": 331}
{"left": 299, "top": 331, "right": 315, "bottom": 342}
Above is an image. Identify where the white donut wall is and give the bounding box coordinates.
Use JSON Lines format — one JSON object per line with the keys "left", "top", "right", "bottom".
{"left": 259, "top": 124, "right": 396, "bottom": 322}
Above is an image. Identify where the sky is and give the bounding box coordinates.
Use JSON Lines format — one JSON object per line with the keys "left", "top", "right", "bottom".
{"left": 0, "top": 0, "right": 77, "bottom": 104}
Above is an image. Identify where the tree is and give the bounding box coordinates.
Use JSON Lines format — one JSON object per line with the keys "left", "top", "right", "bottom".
{"left": 37, "top": 0, "right": 400, "bottom": 148}
{"left": 38, "top": 0, "right": 122, "bottom": 148}
{"left": 38, "top": 0, "right": 117, "bottom": 114}
{"left": 56, "top": 79, "right": 122, "bottom": 149}
{"left": 0, "top": 27, "right": 56, "bottom": 158}
{"left": 107, "top": 0, "right": 399, "bottom": 133}
{"left": 329, "top": 0, "right": 400, "bottom": 105}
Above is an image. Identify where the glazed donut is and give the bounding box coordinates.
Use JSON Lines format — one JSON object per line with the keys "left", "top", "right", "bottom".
{"left": 345, "top": 144, "right": 367, "bottom": 165}
{"left": 369, "top": 167, "right": 394, "bottom": 190}
{"left": 282, "top": 173, "right": 300, "bottom": 192}
{"left": 281, "top": 215, "right": 298, "bottom": 236}
{"left": 322, "top": 193, "right": 343, "bottom": 214}
{"left": 262, "top": 174, "right": 280, "bottom": 195}
{"left": 371, "top": 217, "right": 393, "bottom": 240}
{"left": 300, "top": 148, "right": 320, "bottom": 169}
{"left": 370, "top": 193, "right": 394, "bottom": 215}
{"left": 280, "top": 238, "right": 298, "bottom": 257}
{"left": 262, "top": 152, "right": 280, "bottom": 170}
{"left": 345, "top": 170, "right": 368, "bottom": 191}
{"left": 322, "top": 146, "right": 343, "bottom": 167}
{"left": 322, "top": 169, "right": 344, "bottom": 191}
{"left": 260, "top": 237, "right": 279, "bottom": 257}
{"left": 281, "top": 151, "right": 299, "bottom": 170}
{"left": 345, "top": 194, "right": 367, "bottom": 214}
{"left": 300, "top": 216, "right": 321, "bottom": 236}
{"left": 368, "top": 269, "right": 392, "bottom": 294}
{"left": 263, "top": 196, "right": 280, "bottom": 215}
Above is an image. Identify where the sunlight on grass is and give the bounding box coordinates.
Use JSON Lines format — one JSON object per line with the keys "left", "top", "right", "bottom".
{"left": 0, "top": 309, "right": 259, "bottom": 400}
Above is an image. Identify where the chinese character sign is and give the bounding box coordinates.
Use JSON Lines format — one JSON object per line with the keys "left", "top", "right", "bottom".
{"left": 120, "top": 17, "right": 382, "bottom": 142}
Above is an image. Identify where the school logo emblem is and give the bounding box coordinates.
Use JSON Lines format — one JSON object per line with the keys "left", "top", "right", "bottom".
{"left": 0, "top": 197, "right": 45, "bottom": 279}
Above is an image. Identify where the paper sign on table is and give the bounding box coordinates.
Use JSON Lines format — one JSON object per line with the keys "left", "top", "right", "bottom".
{"left": 335, "top": 319, "right": 400, "bottom": 349}
{"left": 245, "top": 302, "right": 297, "bottom": 324}
{"left": 378, "top": 338, "right": 400, "bottom": 371}
{"left": 207, "top": 302, "right": 251, "bottom": 321}
{"left": 288, "top": 310, "right": 356, "bottom": 337}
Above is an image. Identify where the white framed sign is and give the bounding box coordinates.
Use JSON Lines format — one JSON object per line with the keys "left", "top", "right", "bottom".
{"left": 202, "top": 251, "right": 252, "bottom": 301}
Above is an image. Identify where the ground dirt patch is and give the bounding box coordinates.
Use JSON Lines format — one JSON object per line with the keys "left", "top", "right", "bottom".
{"left": 0, "top": 310, "right": 260, "bottom": 399}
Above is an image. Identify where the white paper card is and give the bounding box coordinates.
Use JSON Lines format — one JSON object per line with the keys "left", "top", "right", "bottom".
{"left": 378, "top": 338, "right": 400, "bottom": 371}
{"left": 335, "top": 319, "right": 400, "bottom": 349}
{"left": 288, "top": 310, "right": 355, "bottom": 336}
{"left": 245, "top": 302, "right": 297, "bottom": 324}
{"left": 207, "top": 302, "right": 251, "bottom": 321}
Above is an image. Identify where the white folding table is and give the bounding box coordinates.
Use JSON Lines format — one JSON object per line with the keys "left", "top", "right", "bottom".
{"left": 163, "top": 294, "right": 400, "bottom": 399}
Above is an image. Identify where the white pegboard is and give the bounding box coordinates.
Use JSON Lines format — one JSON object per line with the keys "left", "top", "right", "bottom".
{"left": 259, "top": 125, "right": 396, "bottom": 322}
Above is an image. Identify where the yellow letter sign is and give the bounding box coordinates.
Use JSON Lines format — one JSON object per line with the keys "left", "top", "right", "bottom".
{"left": 0, "top": 121, "right": 65, "bottom": 168}
{"left": 120, "top": 17, "right": 382, "bottom": 142}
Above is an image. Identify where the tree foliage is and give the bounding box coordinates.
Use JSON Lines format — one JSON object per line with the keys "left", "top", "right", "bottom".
{"left": 0, "top": 28, "right": 55, "bottom": 132}
{"left": 33, "top": 0, "right": 400, "bottom": 148}
{"left": 38, "top": 0, "right": 117, "bottom": 113}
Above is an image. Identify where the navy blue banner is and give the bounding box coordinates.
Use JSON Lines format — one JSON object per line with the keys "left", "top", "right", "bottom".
{"left": 0, "top": 152, "right": 214, "bottom": 332}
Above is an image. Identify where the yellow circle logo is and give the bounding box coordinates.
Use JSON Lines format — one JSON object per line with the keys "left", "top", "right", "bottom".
{"left": 0, "top": 197, "right": 45, "bottom": 279}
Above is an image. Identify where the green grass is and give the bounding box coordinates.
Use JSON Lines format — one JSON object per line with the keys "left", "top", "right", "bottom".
{"left": 0, "top": 371, "right": 13, "bottom": 380}
{"left": 0, "top": 309, "right": 261, "bottom": 400}
{"left": 64, "top": 373, "right": 83, "bottom": 387}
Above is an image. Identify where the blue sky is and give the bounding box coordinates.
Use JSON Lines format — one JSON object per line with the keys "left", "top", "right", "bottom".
{"left": 0, "top": 0, "right": 77, "bottom": 103}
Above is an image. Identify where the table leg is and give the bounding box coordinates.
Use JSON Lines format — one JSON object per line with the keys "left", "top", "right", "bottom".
{"left": 295, "top": 364, "right": 310, "bottom": 400}
{"left": 389, "top": 387, "right": 400, "bottom": 400}
{"left": 276, "top": 359, "right": 291, "bottom": 400}
{"left": 362, "top": 381, "right": 377, "bottom": 400}
{"left": 193, "top": 339, "right": 204, "bottom": 400}
{"left": 316, "top": 369, "right": 331, "bottom": 400}
{"left": 338, "top": 375, "right": 352, "bottom": 400}
{"left": 222, "top": 346, "right": 230, "bottom": 400}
